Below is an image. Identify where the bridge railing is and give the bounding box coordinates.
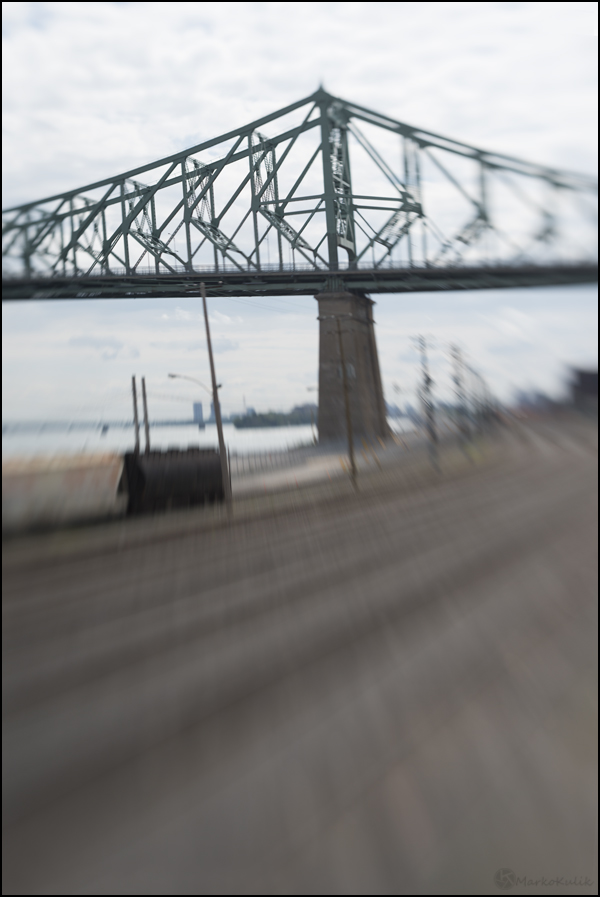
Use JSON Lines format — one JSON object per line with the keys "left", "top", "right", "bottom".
{"left": 2, "top": 255, "right": 598, "bottom": 282}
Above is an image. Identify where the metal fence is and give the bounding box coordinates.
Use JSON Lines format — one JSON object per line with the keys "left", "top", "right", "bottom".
{"left": 228, "top": 446, "right": 316, "bottom": 478}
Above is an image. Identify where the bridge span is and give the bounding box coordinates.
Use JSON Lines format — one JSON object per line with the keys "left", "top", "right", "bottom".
{"left": 3, "top": 89, "right": 597, "bottom": 441}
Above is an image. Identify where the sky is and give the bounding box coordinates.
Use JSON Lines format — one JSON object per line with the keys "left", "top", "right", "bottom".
{"left": 2, "top": 1, "right": 598, "bottom": 420}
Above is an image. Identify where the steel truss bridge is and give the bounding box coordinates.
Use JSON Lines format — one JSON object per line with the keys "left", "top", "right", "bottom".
{"left": 2, "top": 88, "right": 597, "bottom": 301}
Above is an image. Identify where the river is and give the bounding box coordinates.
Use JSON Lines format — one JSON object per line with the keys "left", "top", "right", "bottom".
{"left": 2, "top": 419, "right": 415, "bottom": 459}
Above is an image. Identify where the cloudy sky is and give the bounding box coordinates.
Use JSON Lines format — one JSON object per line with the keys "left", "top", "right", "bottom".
{"left": 2, "top": 1, "right": 598, "bottom": 420}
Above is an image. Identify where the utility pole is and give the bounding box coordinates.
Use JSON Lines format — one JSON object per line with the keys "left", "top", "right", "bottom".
{"left": 141, "top": 376, "right": 150, "bottom": 456}
{"left": 450, "top": 344, "right": 470, "bottom": 445}
{"left": 307, "top": 385, "right": 318, "bottom": 445}
{"left": 131, "top": 375, "right": 140, "bottom": 454}
{"left": 414, "top": 335, "right": 439, "bottom": 472}
{"left": 337, "top": 317, "right": 358, "bottom": 490}
{"left": 201, "top": 282, "right": 232, "bottom": 512}
{"left": 469, "top": 367, "right": 488, "bottom": 434}
{"left": 392, "top": 382, "right": 403, "bottom": 435}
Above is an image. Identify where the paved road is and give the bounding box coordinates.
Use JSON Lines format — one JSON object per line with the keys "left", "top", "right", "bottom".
{"left": 3, "top": 417, "right": 597, "bottom": 895}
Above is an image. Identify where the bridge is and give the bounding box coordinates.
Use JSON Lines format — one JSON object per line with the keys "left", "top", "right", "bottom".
{"left": 2, "top": 88, "right": 597, "bottom": 440}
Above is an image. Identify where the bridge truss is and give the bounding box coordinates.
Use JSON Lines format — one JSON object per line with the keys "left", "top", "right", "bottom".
{"left": 2, "top": 88, "right": 597, "bottom": 300}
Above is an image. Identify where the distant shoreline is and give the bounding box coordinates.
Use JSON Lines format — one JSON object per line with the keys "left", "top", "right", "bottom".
{"left": 233, "top": 418, "right": 311, "bottom": 429}
{"left": 2, "top": 420, "right": 202, "bottom": 432}
{"left": 232, "top": 407, "right": 318, "bottom": 429}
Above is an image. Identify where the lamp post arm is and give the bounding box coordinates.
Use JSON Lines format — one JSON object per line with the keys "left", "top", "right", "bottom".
{"left": 168, "top": 372, "right": 213, "bottom": 397}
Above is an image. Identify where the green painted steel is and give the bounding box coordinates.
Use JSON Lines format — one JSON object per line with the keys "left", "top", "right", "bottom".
{"left": 2, "top": 89, "right": 597, "bottom": 299}
{"left": 3, "top": 264, "right": 596, "bottom": 302}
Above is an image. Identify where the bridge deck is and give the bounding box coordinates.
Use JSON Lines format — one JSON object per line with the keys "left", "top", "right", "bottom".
{"left": 2, "top": 262, "right": 597, "bottom": 300}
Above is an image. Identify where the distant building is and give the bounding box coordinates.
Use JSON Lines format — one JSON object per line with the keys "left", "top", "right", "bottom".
{"left": 207, "top": 402, "right": 216, "bottom": 423}
{"left": 514, "top": 389, "right": 552, "bottom": 412}
{"left": 571, "top": 369, "right": 598, "bottom": 414}
{"left": 192, "top": 402, "right": 203, "bottom": 424}
{"left": 404, "top": 402, "right": 421, "bottom": 424}
{"left": 246, "top": 407, "right": 256, "bottom": 417}
{"left": 385, "top": 402, "right": 403, "bottom": 418}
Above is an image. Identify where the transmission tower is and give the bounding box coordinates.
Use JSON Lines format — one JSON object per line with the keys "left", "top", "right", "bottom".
{"left": 413, "top": 335, "right": 439, "bottom": 472}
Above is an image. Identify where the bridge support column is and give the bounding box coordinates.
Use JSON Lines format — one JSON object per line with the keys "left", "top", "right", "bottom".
{"left": 316, "top": 291, "right": 389, "bottom": 443}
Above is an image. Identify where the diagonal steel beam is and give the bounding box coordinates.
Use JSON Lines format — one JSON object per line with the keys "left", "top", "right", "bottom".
{"left": 423, "top": 147, "right": 483, "bottom": 214}
{"left": 53, "top": 184, "right": 117, "bottom": 269}
{"left": 3, "top": 93, "right": 323, "bottom": 213}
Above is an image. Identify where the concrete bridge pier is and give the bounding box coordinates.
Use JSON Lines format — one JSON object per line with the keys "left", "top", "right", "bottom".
{"left": 316, "top": 290, "right": 389, "bottom": 444}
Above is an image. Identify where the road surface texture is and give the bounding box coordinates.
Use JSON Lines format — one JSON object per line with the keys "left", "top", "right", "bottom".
{"left": 3, "top": 415, "right": 597, "bottom": 895}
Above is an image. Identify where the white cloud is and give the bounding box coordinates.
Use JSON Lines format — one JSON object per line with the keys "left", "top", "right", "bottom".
{"left": 210, "top": 311, "right": 242, "bottom": 325}
{"left": 2, "top": 3, "right": 598, "bottom": 421}
{"left": 2, "top": 2, "right": 597, "bottom": 209}
{"left": 480, "top": 307, "right": 535, "bottom": 341}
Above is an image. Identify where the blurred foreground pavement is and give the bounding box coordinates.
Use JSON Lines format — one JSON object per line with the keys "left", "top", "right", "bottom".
{"left": 2, "top": 417, "right": 598, "bottom": 895}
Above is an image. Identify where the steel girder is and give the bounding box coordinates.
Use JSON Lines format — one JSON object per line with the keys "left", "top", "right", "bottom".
{"left": 3, "top": 264, "right": 597, "bottom": 302}
{"left": 2, "top": 89, "right": 597, "bottom": 298}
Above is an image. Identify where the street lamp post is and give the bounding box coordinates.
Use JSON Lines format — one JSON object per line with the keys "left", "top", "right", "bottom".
{"left": 141, "top": 376, "right": 151, "bottom": 455}
{"left": 167, "top": 284, "right": 232, "bottom": 513}
{"left": 167, "top": 372, "right": 213, "bottom": 432}
{"left": 131, "top": 375, "right": 140, "bottom": 454}
{"left": 168, "top": 373, "right": 213, "bottom": 397}
{"left": 168, "top": 366, "right": 232, "bottom": 507}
